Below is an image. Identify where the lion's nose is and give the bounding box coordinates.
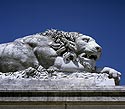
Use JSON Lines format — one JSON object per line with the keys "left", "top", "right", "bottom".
{"left": 95, "top": 46, "right": 102, "bottom": 52}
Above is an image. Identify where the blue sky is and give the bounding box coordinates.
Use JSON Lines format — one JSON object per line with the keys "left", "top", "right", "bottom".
{"left": 0, "top": 0, "right": 125, "bottom": 85}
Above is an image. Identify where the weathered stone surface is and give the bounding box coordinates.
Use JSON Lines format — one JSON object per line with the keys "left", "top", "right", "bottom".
{"left": 0, "top": 82, "right": 124, "bottom": 108}
{"left": 0, "top": 79, "right": 124, "bottom": 108}
{"left": 67, "top": 105, "right": 125, "bottom": 109}
{"left": 0, "top": 105, "right": 125, "bottom": 109}
{"left": 0, "top": 105, "right": 65, "bottom": 109}
{"left": 0, "top": 29, "right": 121, "bottom": 85}
{"left": 0, "top": 68, "right": 115, "bottom": 86}
{"left": 0, "top": 29, "right": 123, "bottom": 109}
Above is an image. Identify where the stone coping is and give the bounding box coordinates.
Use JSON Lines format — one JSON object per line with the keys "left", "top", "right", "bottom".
{"left": 0, "top": 78, "right": 123, "bottom": 90}
{"left": 0, "top": 86, "right": 125, "bottom": 91}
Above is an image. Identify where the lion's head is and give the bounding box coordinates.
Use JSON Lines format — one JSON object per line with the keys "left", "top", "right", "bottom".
{"left": 42, "top": 29, "right": 102, "bottom": 72}
{"left": 75, "top": 34, "right": 102, "bottom": 71}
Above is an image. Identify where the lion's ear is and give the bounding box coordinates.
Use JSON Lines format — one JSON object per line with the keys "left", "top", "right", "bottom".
{"left": 74, "top": 35, "right": 79, "bottom": 39}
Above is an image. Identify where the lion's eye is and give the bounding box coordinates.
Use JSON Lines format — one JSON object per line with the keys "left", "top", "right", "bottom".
{"left": 82, "top": 38, "right": 89, "bottom": 43}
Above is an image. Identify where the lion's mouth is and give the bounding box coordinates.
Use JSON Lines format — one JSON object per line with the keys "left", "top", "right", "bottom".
{"left": 80, "top": 53, "right": 98, "bottom": 61}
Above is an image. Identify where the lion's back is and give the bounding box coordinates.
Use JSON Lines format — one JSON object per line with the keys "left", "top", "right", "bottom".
{"left": 0, "top": 41, "right": 39, "bottom": 72}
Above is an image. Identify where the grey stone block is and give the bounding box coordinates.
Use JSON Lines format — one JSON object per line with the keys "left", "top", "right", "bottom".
{"left": 0, "top": 79, "right": 124, "bottom": 109}
{"left": 67, "top": 105, "right": 125, "bottom": 109}
{"left": 0, "top": 105, "right": 65, "bottom": 109}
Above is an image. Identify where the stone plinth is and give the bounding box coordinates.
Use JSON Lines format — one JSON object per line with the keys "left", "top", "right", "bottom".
{"left": 0, "top": 79, "right": 124, "bottom": 109}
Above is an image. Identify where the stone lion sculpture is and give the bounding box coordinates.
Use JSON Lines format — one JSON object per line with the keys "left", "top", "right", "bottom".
{"left": 0, "top": 29, "right": 121, "bottom": 85}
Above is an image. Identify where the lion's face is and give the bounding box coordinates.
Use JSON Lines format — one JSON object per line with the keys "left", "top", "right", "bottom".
{"left": 75, "top": 34, "right": 102, "bottom": 71}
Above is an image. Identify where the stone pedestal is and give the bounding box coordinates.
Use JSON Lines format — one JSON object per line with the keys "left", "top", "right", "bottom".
{"left": 0, "top": 79, "right": 124, "bottom": 109}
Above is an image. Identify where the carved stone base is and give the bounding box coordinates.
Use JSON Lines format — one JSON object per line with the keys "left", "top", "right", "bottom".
{"left": 0, "top": 66, "right": 116, "bottom": 86}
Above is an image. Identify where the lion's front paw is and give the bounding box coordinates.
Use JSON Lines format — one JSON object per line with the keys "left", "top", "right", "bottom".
{"left": 100, "top": 67, "right": 121, "bottom": 85}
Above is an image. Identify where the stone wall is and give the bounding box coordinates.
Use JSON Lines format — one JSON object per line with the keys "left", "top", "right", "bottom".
{"left": 0, "top": 105, "right": 125, "bottom": 109}
{"left": 0, "top": 79, "right": 124, "bottom": 109}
